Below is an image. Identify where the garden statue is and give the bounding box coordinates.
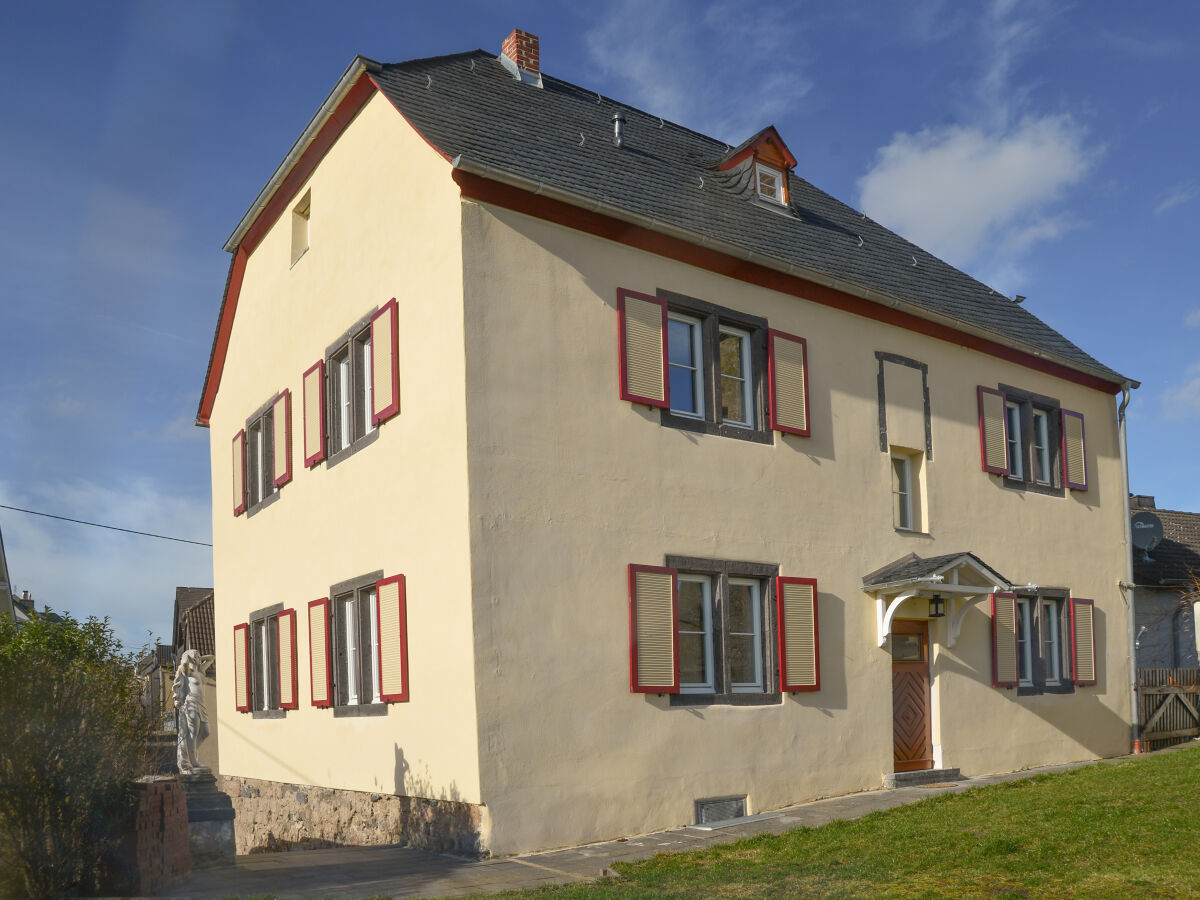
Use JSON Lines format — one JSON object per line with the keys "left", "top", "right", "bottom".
{"left": 173, "top": 649, "right": 215, "bottom": 774}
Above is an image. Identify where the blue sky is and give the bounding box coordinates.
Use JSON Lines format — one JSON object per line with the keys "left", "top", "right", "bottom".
{"left": 1, "top": 1, "right": 1197, "bottom": 649}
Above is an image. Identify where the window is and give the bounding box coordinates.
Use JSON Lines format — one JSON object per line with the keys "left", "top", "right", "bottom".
{"left": 249, "top": 605, "right": 282, "bottom": 714}
{"left": 755, "top": 162, "right": 785, "bottom": 204}
{"left": 291, "top": 190, "right": 310, "bottom": 264}
{"left": 333, "top": 581, "right": 381, "bottom": 707}
{"left": 1031, "top": 409, "right": 1051, "bottom": 485}
{"left": 996, "top": 384, "right": 1064, "bottom": 495}
{"left": 1017, "top": 599, "right": 1033, "bottom": 686}
{"left": 241, "top": 391, "right": 290, "bottom": 516}
{"left": 659, "top": 291, "right": 770, "bottom": 444}
{"left": 668, "top": 557, "right": 778, "bottom": 705}
{"left": 1005, "top": 401, "right": 1023, "bottom": 480}
{"left": 325, "top": 314, "right": 377, "bottom": 464}
{"left": 1016, "top": 591, "right": 1072, "bottom": 696}
{"left": 245, "top": 408, "right": 274, "bottom": 510}
{"left": 889, "top": 447, "right": 924, "bottom": 532}
{"left": 1041, "top": 597, "right": 1063, "bottom": 685}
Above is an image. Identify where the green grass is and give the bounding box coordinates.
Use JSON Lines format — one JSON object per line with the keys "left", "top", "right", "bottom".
{"left": 475, "top": 747, "right": 1200, "bottom": 900}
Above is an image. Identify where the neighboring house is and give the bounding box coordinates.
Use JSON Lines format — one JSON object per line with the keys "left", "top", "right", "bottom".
{"left": 138, "top": 643, "right": 176, "bottom": 733}
{"left": 197, "top": 30, "right": 1138, "bottom": 856}
{"left": 172, "top": 588, "right": 219, "bottom": 771}
{"left": 1131, "top": 496, "right": 1199, "bottom": 669}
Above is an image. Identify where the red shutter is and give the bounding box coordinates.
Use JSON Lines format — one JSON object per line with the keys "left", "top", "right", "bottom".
{"left": 1071, "top": 598, "right": 1096, "bottom": 686}
{"left": 768, "top": 329, "right": 811, "bottom": 436}
{"left": 1061, "top": 409, "right": 1088, "bottom": 491}
{"left": 628, "top": 564, "right": 679, "bottom": 693}
{"left": 978, "top": 387, "right": 1009, "bottom": 475}
{"left": 308, "top": 598, "right": 333, "bottom": 707}
{"left": 377, "top": 574, "right": 409, "bottom": 703}
{"left": 277, "top": 608, "right": 298, "bottom": 710}
{"left": 272, "top": 389, "right": 293, "bottom": 489}
{"left": 777, "top": 576, "right": 820, "bottom": 691}
{"left": 370, "top": 298, "right": 400, "bottom": 425}
{"left": 233, "top": 623, "right": 250, "bottom": 711}
{"left": 232, "top": 430, "right": 247, "bottom": 516}
{"left": 302, "top": 360, "right": 326, "bottom": 467}
{"left": 617, "top": 289, "right": 670, "bottom": 408}
{"left": 990, "top": 592, "right": 1019, "bottom": 688}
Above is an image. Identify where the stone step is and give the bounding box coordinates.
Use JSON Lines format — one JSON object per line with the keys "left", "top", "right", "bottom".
{"left": 883, "top": 767, "right": 961, "bottom": 789}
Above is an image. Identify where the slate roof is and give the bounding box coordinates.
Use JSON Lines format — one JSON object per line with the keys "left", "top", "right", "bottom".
{"left": 1133, "top": 509, "right": 1200, "bottom": 587}
{"left": 367, "top": 50, "right": 1128, "bottom": 385}
{"left": 863, "top": 551, "right": 1009, "bottom": 589}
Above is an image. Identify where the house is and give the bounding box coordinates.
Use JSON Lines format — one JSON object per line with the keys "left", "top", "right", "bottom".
{"left": 1130, "top": 496, "right": 1199, "bottom": 669}
{"left": 137, "top": 643, "right": 176, "bottom": 733}
{"left": 197, "top": 30, "right": 1138, "bottom": 856}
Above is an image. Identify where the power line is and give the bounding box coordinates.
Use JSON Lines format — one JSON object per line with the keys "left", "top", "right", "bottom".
{"left": 0, "top": 503, "right": 212, "bottom": 548}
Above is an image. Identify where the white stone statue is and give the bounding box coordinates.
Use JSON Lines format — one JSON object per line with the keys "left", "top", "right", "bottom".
{"left": 173, "top": 649, "right": 215, "bottom": 774}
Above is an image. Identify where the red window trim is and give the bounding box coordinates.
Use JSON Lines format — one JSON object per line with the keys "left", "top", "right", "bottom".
{"left": 616, "top": 289, "right": 671, "bottom": 409}
{"left": 376, "top": 574, "right": 409, "bottom": 703}
{"left": 308, "top": 597, "right": 333, "bottom": 708}
{"left": 627, "top": 563, "right": 680, "bottom": 694}
{"left": 232, "top": 430, "right": 247, "bottom": 516}
{"left": 234, "top": 622, "right": 250, "bottom": 712}
{"left": 273, "top": 389, "right": 293, "bottom": 488}
{"left": 1070, "top": 597, "right": 1097, "bottom": 686}
{"left": 276, "top": 608, "right": 299, "bottom": 710}
{"left": 370, "top": 298, "right": 401, "bottom": 426}
{"left": 990, "top": 591, "right": 1019, "bottom": 688}
{"left": 977, "top": 386, "right": 1010, "bottom": 476}
{"left": 767, "top": 328, "right": 811, "bottom": 437}
{"left": 776, "top": 575, "right": 820, "bottom": 692}
{"left": 302, "top": 359, "right": 327, "bottom": 468}
{"left": 1061, "top": 409, "right": 1088, "bottom": 491}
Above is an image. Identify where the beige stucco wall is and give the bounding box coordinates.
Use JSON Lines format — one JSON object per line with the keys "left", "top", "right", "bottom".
{"left": 460, "top": 201, "right": 1131, "bottom": 855}
{"left": 208, "top": 91, "right": 481, "bottom": 808}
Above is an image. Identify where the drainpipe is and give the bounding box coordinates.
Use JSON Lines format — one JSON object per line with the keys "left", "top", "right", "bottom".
{"left": 1116, "top": 382, "right": 1139, "bottom": 752}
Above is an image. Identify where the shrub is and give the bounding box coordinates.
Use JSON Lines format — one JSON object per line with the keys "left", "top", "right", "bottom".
{"left": 0, "top": 610, "right": 152, "bottom": 899}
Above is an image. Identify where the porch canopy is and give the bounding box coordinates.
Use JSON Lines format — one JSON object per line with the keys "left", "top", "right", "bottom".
{"left": 863, "top": 552, "right": 1013, "bottom": 648}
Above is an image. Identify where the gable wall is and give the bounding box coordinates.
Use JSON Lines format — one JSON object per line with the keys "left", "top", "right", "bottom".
{"left": 208, "top": 91, "right": 481, "bottom": 806}
{"left": 461, "top": 199, "right": 1130, "bottom": 855}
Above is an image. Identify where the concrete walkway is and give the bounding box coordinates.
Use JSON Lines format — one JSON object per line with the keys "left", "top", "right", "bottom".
{"left": 160, "top": 751, "right": 1169, "bottom": 900}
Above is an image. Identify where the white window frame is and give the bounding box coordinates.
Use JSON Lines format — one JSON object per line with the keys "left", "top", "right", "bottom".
{"left": 678, "top": 574, "right": 715, "bottom": 694}
{"left": 1031, "top": 408, "right": 1051, "bottom": 485}
{"left": 244, "top": 403, "right": 276, "bottom": 512}
{"left": 891, "top": 452, "right": 914, "bottom": 531}
{"left": 755, "top": 162, "right": 785, "bottom": 204}
{"left": 1042, "top": 598, "right": 1062, "bottom": 685}
{"left": 1017, "top": 599, "right": 1034, "bottom": 686}
{"left": 327, "top": 323, "right": 374, "bottom": 458}
{"left": 667, "top": 313, "right": 705, "bottom": 421}
{"left": 1005, "top": 401, "right": 1024, "bottom": 480}
{"left": 718, "top": 325, "right": 754, "bottom": 428}
{"left": 728, "top": 577, "right": 763, "bottom": 693}
{"left": 333, "top": 582, "right": 382, "bottom": 707}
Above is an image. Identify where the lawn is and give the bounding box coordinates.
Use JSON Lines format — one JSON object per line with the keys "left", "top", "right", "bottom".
{"left": 478, "top": 747, "right": 1200, "bottom": 900}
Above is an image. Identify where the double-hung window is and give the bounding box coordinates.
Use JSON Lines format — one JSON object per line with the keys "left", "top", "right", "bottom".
{"left": 328, "top": 323, "right": 375, "bottom": 459}
{"left": 331, "top": 573, "right": 382, "bottom": 709}
{"left": 1016, "top": 590, "right": 1072, "bottom": 695}
{"left": 1031, "top": 409, "right": 1052, "bottom": 485}
{"left": 1005, "top": 401, "right": 1024, "bottom": 481}
{"left": 236, "top": 390, "right": 292, "bottom": 517}
{"left": 660, "top": 291, "right": 770, "bottom": 444}
{"left": 980, "top": 384, "right": 1069, "bottom": 495}
{"left": 669, "top": 557, "right": 777, "bottom": 705}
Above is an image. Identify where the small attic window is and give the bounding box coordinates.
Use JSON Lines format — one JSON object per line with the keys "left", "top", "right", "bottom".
{"left": 755, "top": 163, "right": 785, "bottom": 205}
{"left": 291, "top": 191, "right": 311, "bottom": 265}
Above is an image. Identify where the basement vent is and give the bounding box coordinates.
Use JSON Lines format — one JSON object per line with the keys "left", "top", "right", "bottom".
{"left": 695, "top": 796, "right": 747, "bottom": 825}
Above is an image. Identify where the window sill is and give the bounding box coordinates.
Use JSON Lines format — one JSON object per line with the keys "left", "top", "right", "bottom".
{"left": 670, "top": 692, "right": 782, "bottom": 707}
{"left": 660, "top": 410, "right": 773, "bottom": 445}
{"left": 1017, "top": 683, "right": 1075, "bottom": 697}
{"left": 894, "top": 527, "right": 932, "bottom": 538}
{"left": 290, "top": 247, "right": 309, "bottom": 269}
{"left": 332, "top": 702, "right": 389, "bottom": 718}
{"left": 251, "top": 709, "right": 286, "bottom": 720}
{"left": 325, "top": 427, "right": 381, "bottom": 470}
{"left": 245, "top": 489, "right": 281, "bottom": 519}
{"left": 1002, "top": 477, "right": 1065, "bottom": 498}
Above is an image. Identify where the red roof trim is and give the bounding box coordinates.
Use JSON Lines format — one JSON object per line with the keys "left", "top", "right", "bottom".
{"left": 717, "top": 125, "right": 798, "bottom": 171}
{"left": 197, "top": 74, "right": 377, "bottom": 427}
{"left": 452, "top": 170, "right": 1121, "bottom": 396}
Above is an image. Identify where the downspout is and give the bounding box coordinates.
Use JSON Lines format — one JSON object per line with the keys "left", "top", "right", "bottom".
{"left": 1116, "top": 383, "right": 1139, "bottom": 751}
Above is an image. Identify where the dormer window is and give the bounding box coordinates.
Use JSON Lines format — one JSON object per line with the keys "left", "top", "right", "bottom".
{"left": 755, "top": 163, "right": 785, "bottom": 204}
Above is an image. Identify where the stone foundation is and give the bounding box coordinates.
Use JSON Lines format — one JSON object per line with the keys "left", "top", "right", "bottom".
{"left": 218, "top": 775, "right": 484, "bottom": 856}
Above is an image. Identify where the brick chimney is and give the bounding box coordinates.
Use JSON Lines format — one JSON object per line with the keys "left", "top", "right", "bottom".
{"left": 499, "top": 29, "right": 542, "bottom": 86}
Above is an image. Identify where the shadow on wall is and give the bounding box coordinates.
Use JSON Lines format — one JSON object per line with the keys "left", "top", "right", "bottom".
{"left": 937, "top": 605, "right": 1129, "bottom": 758}
{"left": 793, "top": 590, "right": 847, "bottom": 712}
{"left": 393, "top": 745, "right": 482, "bottom": 856}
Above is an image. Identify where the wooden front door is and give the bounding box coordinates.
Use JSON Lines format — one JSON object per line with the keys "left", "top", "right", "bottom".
{"left": 892, "top": 619, "right": 933, "bottom": 772}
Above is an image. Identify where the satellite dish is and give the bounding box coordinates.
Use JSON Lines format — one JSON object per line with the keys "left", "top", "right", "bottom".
{"left": 1131, "top": 511, "right": 1163, "bottom": 559}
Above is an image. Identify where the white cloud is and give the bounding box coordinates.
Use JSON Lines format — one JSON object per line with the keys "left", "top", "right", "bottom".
{"left": 859, "top": 116, "right": 1092, "bottom": 266}
{"left": 1154, "top": 182, "right": 1198, "bottom": 216}
{"left": 1162, "top": 362, "right": 1200, "bottom": 422}
{"left": 0, "top": 477, "right": 212, "bottom": 651}
{"left": 584, "top": 0, "right": 812, "bottom": 143}
{"left": 1185, "top": 309, "right": 1200, "bottom": 329}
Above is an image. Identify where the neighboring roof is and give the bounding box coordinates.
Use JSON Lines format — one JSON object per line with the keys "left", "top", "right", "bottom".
{"left": 1133, "top": 508, "right": 1200, "bottom": 587}
{"left": 138, "top": 643, "right": 175, "bottom": 675}
{"left": 863, "top": 551, "right": 1010, "bottom": 590}
{"left": 202, "top": 46, "right": 1134, "bottom": 423}
{"left": 173, "top": 586, "right": 213, "bottom": 648}
{"left": 180, "top": 593, "right": 215, "bottom": 659}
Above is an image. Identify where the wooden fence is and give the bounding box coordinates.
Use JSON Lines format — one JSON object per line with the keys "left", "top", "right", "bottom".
{"left": 1138, "top": 668, "right": 1200, "bottom": 751}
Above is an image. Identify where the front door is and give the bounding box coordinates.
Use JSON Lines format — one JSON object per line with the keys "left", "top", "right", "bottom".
{"left": 891, "top": 619, "right": 933, "bottom": 772}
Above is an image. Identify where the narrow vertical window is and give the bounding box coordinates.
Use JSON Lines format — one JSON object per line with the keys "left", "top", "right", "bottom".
{"left": 255, "top": 618, "right": 269, "bottom": 710}
{"left": 1032, "top": 409, "right": 1051, "bottom": 484}
{"left": 1017, "top": 599, "right": 1033, "bottom": 685}
{"left": 727, "top": 578, "right": 763, "bottom": 692}
{"left": 668, "top": 314, "right": 704, "bottom": 418}
{"left": 291, "top": 191, "right": 310, "bottom": 264}
{"left": 719, "top": 326, "right": 753, "bottom": 428}
{"left": 891, "top": 453, "right": 913, "bottom": 530}
{"left": 329, "top": 349, "right": 351, "bottom": 452}
{"left": 1005, "top": 401, "right": 1024, "bottom": 479}
{"left": 339, "top": 593, "right": 359, "bottom": 705}
{"left": 677, "top": 574, "right": 714, "bottom": 693}
{"left": 367, "top": 586, "right": 381, "bottom": 704}
{"left": 1042, "top": 599, "right": 1062, "bottom": 684}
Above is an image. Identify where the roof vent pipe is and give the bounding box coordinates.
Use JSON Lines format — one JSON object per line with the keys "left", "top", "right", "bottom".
{"left": 613, "top": 112, "right": 626, "bottom": 148}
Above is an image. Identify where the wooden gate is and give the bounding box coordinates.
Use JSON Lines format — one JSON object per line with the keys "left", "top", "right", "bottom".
{"left": 1138, "top": 668, "right": 1200, "bottom": 751}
